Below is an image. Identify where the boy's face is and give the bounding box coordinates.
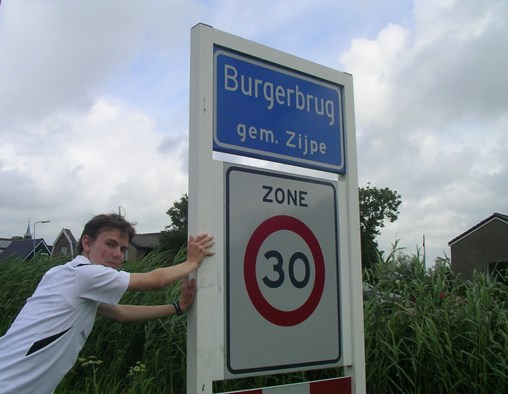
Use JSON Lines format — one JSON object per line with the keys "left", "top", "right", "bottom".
{"left": 81, "top": 228, "right": 129, "bottom": 269}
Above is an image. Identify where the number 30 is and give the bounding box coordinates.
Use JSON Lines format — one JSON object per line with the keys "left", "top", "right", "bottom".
{"left": 262, "top": 250, "right": 311, "bottom": 289}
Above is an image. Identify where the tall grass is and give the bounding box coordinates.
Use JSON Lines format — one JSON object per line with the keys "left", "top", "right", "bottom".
{"left": 364, "top": 243, "right": 508, "bottom": 394}
{"left": 1, "top": 244, "right": 507, "bottom": 393}
{"left": 0, "top": 254, "right": 67, "bottom": 334}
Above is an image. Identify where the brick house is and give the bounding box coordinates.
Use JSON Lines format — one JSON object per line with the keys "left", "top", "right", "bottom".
{"left": 127, "top": 233, "right": 160, "bottom": 261}
{"left": 51, "top": 228, "right": 78, "bottom": 259}
{"left": 448, "top": 212, "right": 508, "bottom": 280}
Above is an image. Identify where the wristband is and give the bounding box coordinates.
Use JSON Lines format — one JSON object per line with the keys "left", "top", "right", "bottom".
{"left": 172, "top": 301, "right": 183, "bottom": 316}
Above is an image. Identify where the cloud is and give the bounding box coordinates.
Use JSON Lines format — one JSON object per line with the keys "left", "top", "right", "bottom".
{"left": 0, "top": 96, "right": 188, "bottom": 238}
{"left": 0, "top": 0, "right": 196, "bottom": 126}
{"left": 340, "top": 23, "right": 410, "bottom": 132}
{"left": 0, "top": 1, "right": 197, "bottom": 238}
{"left": 340, "top": 0, "right": 508, "bottom": 261}
{"left": 0, "top": 0, "right": 506, "bottom": 266}
{"left": 0, "top": 2, "right": 135, "bottom": 124}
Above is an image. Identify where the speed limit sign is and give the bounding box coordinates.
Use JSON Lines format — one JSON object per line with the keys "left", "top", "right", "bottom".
{"left": 225, "top": 165, "right": 341, "bottom": 376}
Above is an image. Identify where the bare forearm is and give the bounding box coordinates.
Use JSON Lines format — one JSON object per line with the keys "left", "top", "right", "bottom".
{"left": 98, "top": 304, "right": 177, "bottom": 322}
{"left": 128, "top": 233, "right": 214, "bottom": 292}
{"left": 129, "top": 260, "right": 198, "bottom": 291}
{"left": 151, "top": 260, "right": 198, "bottom": 288}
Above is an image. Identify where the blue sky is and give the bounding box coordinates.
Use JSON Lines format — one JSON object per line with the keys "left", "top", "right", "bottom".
{"left": 0, "top": 0, "right": 507, "bottom": 265}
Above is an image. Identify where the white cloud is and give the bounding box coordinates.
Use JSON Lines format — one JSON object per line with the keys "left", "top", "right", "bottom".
{"left": 0, "top": 0, "right": 506, "bottom": 267}
{"left": 339, "top": 0, "right": 508, "bottom": 262}
{"left": 0, "top": 96, "right": 188, "bottom": 239}
{"left": 0, "top": 2, "right": 138, "bottom": 123}
{"left": 0, "top": 0, "right": 196, "bottom": 126}
{"left": 340, "top": 23, "right": 410, "bottom": 131}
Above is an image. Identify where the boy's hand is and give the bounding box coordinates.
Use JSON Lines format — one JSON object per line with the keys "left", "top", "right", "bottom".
{"left": 187, "top": 233, "right": 215, "bottom": 268}
{"left": 179, "top": 276, "right": 197, "bottom": 312}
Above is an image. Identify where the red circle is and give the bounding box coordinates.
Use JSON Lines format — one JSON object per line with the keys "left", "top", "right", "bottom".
{"left": 244, "top": 215, "right": 325, "bottom": 327}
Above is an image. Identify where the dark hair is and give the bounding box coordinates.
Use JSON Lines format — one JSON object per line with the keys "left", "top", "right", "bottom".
{"left": 77, "top": 213, "right": 136, "bottom": 255}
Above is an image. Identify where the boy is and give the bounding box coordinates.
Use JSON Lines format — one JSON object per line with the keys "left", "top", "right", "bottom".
{"left": 0, "top": 213, "right": 214, "bottom": 393}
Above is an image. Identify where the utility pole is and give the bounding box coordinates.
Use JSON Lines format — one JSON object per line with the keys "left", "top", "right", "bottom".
{"left": 33, "top": 220, "right": 50, "bottom": 258}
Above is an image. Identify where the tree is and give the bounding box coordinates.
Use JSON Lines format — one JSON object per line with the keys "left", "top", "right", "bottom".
{"left": 158, "top": 194, "right": 188, "bottom": 254}
{"left": 359, "top": 183, "right": 402, "bottom": 271}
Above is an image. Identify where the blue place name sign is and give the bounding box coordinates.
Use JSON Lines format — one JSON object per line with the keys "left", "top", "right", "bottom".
{"left": 213, "top": 47, "right": 345, "bottom": 174}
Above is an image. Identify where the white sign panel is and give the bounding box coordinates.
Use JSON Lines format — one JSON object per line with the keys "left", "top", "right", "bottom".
{"left": 225, "top": 164, "right": 341, "bottom": 376}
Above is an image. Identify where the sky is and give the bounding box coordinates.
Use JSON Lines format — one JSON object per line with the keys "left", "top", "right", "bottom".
{"left": 0, "top": 0, "right": 507, "bottom": 266}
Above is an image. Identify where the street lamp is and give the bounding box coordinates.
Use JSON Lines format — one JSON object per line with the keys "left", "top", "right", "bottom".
{"left": 33, "top": 220, "right": 50, "bottom": 258}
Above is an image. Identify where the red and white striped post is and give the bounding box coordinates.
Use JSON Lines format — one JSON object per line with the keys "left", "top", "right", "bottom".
{"left": 222, "top": 377, "right": 352, "bottom": 394}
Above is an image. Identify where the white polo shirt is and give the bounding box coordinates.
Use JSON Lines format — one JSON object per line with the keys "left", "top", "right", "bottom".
{"left": 0, "top": 255, "right": 130, "bottom": 394}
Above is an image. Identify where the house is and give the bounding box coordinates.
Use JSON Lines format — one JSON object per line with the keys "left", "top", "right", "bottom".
{"left": 448, "top": 212, "right": 508, "bottom": 280}
{"left": 51, "top": 228, "right": 78, "bottom": 259}
{"left": 0, "top": 238, "right": 13, "bottom": 259}
{"left": 127, "top": 233, "right": 160, "bottom": 261}
{"left": 0, "top": 229, "right": 160, "bottom": 263}
{"left": 50, "top": 229, "right": 160, "bottom": 261}
{"left": 0, "top": 238, "right": 13, "bottom": 257}
{"left": 0, "top": 238, "right": 52, "bottom": 261}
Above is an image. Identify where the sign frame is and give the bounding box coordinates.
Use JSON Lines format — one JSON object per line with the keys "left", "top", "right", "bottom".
{"left": 187, "top": 23, "right": 365, "bottom": 394}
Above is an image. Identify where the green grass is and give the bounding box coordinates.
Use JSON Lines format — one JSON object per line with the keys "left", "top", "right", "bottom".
{"left": 1, "top": 246, "right": 507, "bottom": 393}
{"left": 364, "top": 245, "right": 508, "bottom": 394}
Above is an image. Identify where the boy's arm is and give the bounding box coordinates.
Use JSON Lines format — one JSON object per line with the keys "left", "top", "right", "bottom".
{"left": 98, "top": 277, "right": 197, "bottom": 322}
{"left": 128, "top": 233, "right": 214, "bottom": 291}
{"left": 97, "top": 303, "right": 175, "bottom": 322}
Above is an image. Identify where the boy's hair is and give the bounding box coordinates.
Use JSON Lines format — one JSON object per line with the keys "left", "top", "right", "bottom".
{"left": 76, "top": 213, "right": 136, "bottom": 255}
